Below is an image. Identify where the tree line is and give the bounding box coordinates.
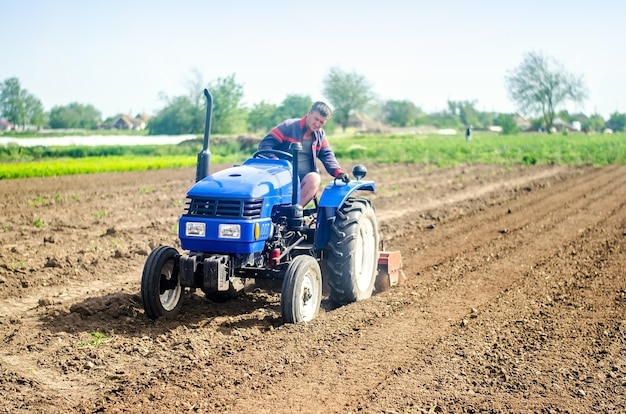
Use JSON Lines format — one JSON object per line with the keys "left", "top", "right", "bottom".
{"left": 2, "top": 52, "right": 625, "bottom": 136}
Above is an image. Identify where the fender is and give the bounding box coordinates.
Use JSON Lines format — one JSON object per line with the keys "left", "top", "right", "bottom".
{"left": 315, "top": 180, "right": 376, "bottom": 249}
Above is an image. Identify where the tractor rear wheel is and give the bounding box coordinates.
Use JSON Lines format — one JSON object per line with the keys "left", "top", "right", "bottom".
{"left": 326, "top": 198, "right": 380, "bottom": 306}
{"left": 281, "top": 255, "right": 322, "bottom": 323}
{"left": 141, "top": 246, "right": 183, "bottom": 320}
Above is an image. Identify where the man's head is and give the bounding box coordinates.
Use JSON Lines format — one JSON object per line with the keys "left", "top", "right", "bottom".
{"left": 306, "top": 101, "right": 332, "bottom": 132}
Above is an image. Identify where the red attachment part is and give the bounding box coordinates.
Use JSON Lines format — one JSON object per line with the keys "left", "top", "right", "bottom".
{"left": 375, "top": 250, "right": 404, "bottom": 292}
{"left": 270, "top": 249, "right": 281, "bottom": 266}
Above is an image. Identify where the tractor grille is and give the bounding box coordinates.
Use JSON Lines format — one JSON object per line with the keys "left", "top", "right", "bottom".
{"left": 184, "top": 197, "right": 263, "bottom": 219}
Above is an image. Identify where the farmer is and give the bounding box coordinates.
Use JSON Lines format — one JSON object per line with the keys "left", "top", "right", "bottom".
{"left": 258, "top": 101, "right": 349, "bottom": 206}
{"left": 465, "top": 125, "right": 473, "bottom": 142}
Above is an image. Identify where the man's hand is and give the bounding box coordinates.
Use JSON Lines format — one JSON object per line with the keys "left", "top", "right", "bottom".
{"left": 337, "top": 172, "right": 350, "bottom": 183}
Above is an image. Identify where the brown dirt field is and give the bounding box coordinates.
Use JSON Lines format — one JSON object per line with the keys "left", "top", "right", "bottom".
{"left": 1, "top": 162, "right": 625, "bottom": 413}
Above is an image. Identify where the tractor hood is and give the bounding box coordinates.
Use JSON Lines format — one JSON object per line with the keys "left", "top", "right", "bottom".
{"left": 186, "top": 158, "right": 293, "bottom": 203}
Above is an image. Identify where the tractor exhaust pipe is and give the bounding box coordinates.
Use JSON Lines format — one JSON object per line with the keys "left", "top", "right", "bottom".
{"left": 290, "top": 142, "right": 302, "bottom": 206}
{"left": 196, "top": 89, "right": 213, "bottom": 182}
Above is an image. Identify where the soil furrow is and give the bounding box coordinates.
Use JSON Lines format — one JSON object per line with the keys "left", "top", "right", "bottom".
{"left": 1, "top": 164, "right": 625, "bottom": 414}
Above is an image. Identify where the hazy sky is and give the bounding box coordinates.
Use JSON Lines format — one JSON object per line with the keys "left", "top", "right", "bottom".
{"left": 2, "top": 0, "right": 624, "bottom": 119}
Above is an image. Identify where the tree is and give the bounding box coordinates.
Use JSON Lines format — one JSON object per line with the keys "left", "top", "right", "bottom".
{"left": 0, "top": 77, "right": 46, "bottom": 129}
{"left": 447, "top": 100, "right": 481, "bottom": 129}
{"left": 606, "top": 112, "right": 626, "bottom": 132}
{"left": 247, "top": 101, "right": 278, "bottom": 133}
{"left": 582, "top": 114, "right": 606, "bottom": 132}
{"left": 427, "top": 111, "right": 462, "bottom": 129}
{"left": 149, "top": 73, "right": 247, "bottom": 135}
{"left": 148, "top": 96, "right": 203, "bottom": 135}
{"left": 49, "top": 102, "right": 102, "bottom": 129}
{"left": 505, "top": 51, "right": 587, "bottom": 132}
{"left": 381, "top": 100, "right": 423, "bottom": 127}
{"left": 493, "top": 113, "right": 519, "bottom": 135}
{"left": 248, "top": 95, "right": 318, "bottom": 135}
{"left": 275, "top": 94, "right": 312, "bottom": 122}
{"left": 209, "top": 74, "right": 247, "bottom": 135}
{"left": 322, "top": 67, "right": 374, "bottom": 131}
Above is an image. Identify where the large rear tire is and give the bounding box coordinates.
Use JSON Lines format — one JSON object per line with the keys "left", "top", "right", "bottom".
{"left": 141, "top": 246, "right": 183, "bottom": 320}
{"left": 326, "top": 198, "right": 380, "bottom": 306}
{"left": 281, "top": 255, "right": 322, "bottom": 323}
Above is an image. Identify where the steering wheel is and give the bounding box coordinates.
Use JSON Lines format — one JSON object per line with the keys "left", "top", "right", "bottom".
{"left": 252, "top": 149, "right": 293, "bottom": 160}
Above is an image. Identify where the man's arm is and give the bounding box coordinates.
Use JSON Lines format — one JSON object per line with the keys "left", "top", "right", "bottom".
{"left": 316, "top": 134, "right": 344, "bottom": 178}
{"left": 258, "top": 130, "right": 282, "bottom": 150}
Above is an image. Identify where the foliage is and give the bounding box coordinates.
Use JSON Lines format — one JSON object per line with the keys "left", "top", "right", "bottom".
{"left": 428, "top": 110, "right": 463, "bottom": 129}
{"left": 147, "top": 73, "right": 247, "bottom": 135}
{"left": 209, "top": 74, "right": 247, "bottom": 134}
{"left": 49, "top": 102, "right": 102, "bottom": 129}
{"left": 0, "top": 77, "right": 46, "bottom": 128}
{"left": 381, "top": 100, "right": 423, "bottom": 127}
{"left": 447, "top": 100, "right": 480, "bottom": 128}
{"left": 275, "top": 94, "right": 313, "bottom": 121}
{"left": 581, "top": 114, "right": 606, "bottom": 132}
{"left": 322, "top": 67, "right": 374, "bottom": 131}
{"left": 606, "top": 112, "right": 626, "bottom": 132}
{"left": 0, "top": 156, "right": 190, "bottom": 179}
{"left": 148, "top": 96, "right": 203, "bottom": 135}
{"left": 247, "top": 101, "right": 278, "bottom": 133}
{"left": 328, "top": 132, "right": 626, "bottom": 167}
{"left": 493, "top": 113, "right": 519, "bottom": 135}
{"left": 0, "top": 136, "right": 254, "bottom": 178}
{"left": 78, "top": 332, "right": 110, "bottom": 348}
{"left": 3, "top": 132, "right": 625, "bottom": 179}
{"left": 505, "top": 51, "right": 588, "bottom": 132}
{"left": 247, "top": 95, "right": 317, "bottom": 135}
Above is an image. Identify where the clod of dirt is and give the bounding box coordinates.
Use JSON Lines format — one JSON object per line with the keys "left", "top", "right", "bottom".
{"left": 44, "top": 257, "right": 62, "bottom": 268}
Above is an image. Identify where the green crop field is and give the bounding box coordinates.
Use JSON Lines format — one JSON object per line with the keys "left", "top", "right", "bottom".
{"left": 329, "top": 132, "right": 626, "bottom": 166}
{"left": 1, "top": 132, "right": 624, "bottom": 179}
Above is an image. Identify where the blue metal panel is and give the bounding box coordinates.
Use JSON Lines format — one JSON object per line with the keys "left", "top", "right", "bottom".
{"left": 179, "top": 216, "right": 272, "bottom": 254}
{"left": 187, "top": 160, "right": 293, "bottom": 206}
{"left": 318, "top": 180, "right": 375, "bottom": 208}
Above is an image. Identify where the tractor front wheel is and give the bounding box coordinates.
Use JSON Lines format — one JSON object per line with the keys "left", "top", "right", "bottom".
{"left": 141, "top": 246, "right": 183, "bottom": 320}
{"left": 326, "top": 198, "right": 380, "bottom": 306}
{"left": 281, "top": 255, "right": 322, "bottom": 323}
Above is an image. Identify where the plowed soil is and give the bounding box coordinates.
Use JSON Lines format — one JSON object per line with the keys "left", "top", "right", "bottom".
{"left": 1, "top": 162, "right": 625, "bottom": 413}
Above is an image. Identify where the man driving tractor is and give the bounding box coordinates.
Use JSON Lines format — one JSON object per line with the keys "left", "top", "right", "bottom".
{"left": 258, "top": 101, "right": 350, "bottom": 206}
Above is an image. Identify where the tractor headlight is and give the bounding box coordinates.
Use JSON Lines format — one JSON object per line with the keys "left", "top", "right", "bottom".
{"left": 219, "top": 223, "right": 241, "bottom": 239}
{"left": 185, "top": 222, "right": 206, "bottom": 237}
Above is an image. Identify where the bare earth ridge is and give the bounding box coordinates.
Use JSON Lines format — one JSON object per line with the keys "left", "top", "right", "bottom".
{"left": 0, "top": 162, "right": 624, "bottom": 413}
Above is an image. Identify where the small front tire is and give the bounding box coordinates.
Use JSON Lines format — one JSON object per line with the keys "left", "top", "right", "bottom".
{"left": 281, "top": 255, "right": 322, "bottom": 324}
{"left": 141, "top": 246, "right": 183, "bottom": 320}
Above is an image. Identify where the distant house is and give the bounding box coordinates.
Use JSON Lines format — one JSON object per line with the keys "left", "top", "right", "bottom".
{"left": 109, "top": 114, "right": 134, "bottom": 130}
{"left": 512, "top": 113, "right": 531, "bottom": 131}
{"left": 0, "top": 119, "right": 13, "bottom": 131}
{"left": 552, "top": 117, "right": 570, "bottom": 131}
{"left": 133, "top": 113, "right": 150, "bottom": 130}
{"left": 107, "top": 113, "right": 151, "bottom": 130}
{"left": 347, "top": 113, "right": 390, "bottom": 133}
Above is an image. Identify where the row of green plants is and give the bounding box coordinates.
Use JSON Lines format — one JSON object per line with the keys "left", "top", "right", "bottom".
{"left": 331, "top": 132, "right": 626, "bottom": 166}
{"left": 0, "top": 136, "right": 248, "bottom": 161}
{"left": 1, "top": 132, "right": 624, "bottom": 179}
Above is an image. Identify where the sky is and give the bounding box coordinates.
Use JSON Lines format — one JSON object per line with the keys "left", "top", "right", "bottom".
{"left": 2, "top": 0, "right": 625, "bottom": 120}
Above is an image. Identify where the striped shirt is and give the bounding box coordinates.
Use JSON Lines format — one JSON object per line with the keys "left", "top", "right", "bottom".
{"left": 258, "top": 116, "right": 343, "bottom": 178}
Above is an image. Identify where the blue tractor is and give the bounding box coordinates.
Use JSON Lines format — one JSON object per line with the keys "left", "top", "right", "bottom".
{"left": 141, "top": 90, "right": 394, "bottom": 323}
